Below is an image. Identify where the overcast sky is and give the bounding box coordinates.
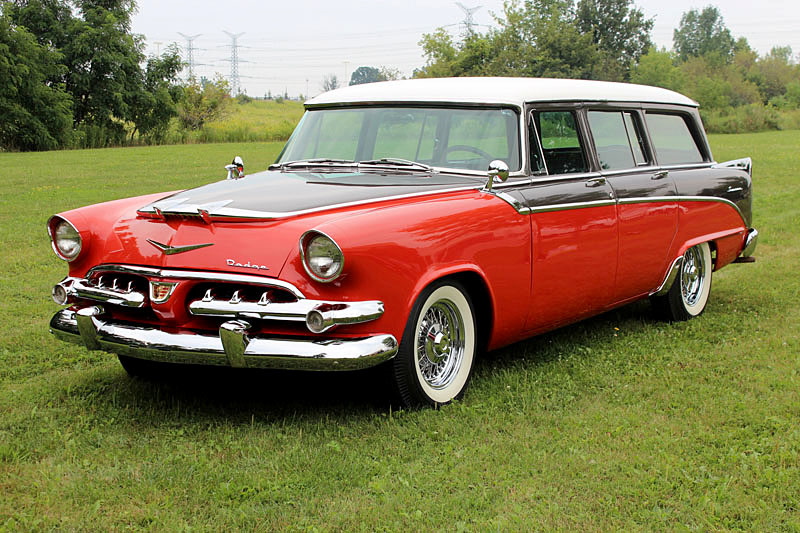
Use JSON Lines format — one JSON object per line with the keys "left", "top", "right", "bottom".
{"left": 130, "top": 0, "right": 800, "bottom": 99}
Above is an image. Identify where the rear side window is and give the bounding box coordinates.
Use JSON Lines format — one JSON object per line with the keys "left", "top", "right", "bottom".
{"left": 588, "top": 111, "right": 648, "bottom": 170}
{"left": 535, "top": 111, "right": 588, "bottom": 174}
{"left": 646, "top": 113, "right": 704, "bottom": 165}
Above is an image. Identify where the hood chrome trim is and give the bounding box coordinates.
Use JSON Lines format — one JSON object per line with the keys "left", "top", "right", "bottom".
{"left": 147, "top": 239, "right": 214, "bottom": 255}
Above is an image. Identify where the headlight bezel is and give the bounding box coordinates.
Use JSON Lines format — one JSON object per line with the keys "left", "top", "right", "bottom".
{"left": 299, "top": 230, "right": 345, "bottom": 283}
{"left": 48, "top": 215, "right": 83, "bottom": 262}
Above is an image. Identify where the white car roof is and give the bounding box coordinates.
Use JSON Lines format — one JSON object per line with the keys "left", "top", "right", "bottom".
{"left": 306, "top": 77, "right": 698, "bottom": 108}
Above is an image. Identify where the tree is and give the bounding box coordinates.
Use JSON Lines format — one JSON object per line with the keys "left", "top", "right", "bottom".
{"left": 575, "top": 0, "right": 653, "bottom": 80}
{"left": 630, "top": 47, "right": 684, "bottom": 91}
{"left": 488, "top": 0, "right": 599, "bottom": 79}
{"left": 350, "top": 66, "right": 382, "bottom": 85}
{"left": 321, "top": 74, "right": 339, "bottom": 92}
{"left": 177, "top": 76, "right": 231, "bottom": 130}
{"left": 673, "top": 6, "right": 735, "bottom": 62}
{"left": 0, "top": 13, "right": 73, "bottom": 150}
{"left": 128, "top": 44, "right": 183, "bottom": 143}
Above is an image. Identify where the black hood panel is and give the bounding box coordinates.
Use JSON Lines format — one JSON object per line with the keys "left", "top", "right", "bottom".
{"left": 139, "top": 169, "right": 481, "bottom": 219}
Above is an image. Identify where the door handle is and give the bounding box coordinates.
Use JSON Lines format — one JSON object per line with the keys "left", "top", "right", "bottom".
{"left": 651, "top": 171, "right": 669, "bottom": 180}
{"left": 585, "top": 177, "right": 606, "bottom": 188}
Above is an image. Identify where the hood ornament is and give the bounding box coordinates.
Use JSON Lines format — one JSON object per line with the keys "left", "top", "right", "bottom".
{"left": 226, "top": 156, "right": 245, "bottom": 179}
{"left": 147, "top": 239, "right": 214, "bottom": 255}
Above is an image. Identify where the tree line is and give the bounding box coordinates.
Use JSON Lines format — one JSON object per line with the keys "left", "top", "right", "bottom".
{"left": 0, "top": 0, "right": 237, "bottom": 151}
{"left": 415, "top": 1, "right": 800, "bottom": 132}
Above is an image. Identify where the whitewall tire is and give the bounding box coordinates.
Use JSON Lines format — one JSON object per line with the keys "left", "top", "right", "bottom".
{"left": 652, "top": 242, "right": 713, "bottom": 321}
{"left": 392, "top": 281, "right": 476, "bottom": 408}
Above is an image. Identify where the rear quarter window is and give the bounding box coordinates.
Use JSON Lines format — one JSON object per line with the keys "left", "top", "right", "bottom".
{"left": 646, "top": 113, "right": 704, "bottom": 166}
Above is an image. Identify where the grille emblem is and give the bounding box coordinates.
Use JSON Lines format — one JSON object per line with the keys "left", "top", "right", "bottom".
{"left": 147, "top": 239, "right": 214, "bottom": 255}
{"left": 150, "top": 282, "right": 178, "bottom": 303}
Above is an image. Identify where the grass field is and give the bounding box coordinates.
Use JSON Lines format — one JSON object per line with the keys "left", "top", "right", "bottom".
{"left": 178, "top": 99, "right": 305, "bottom": 144}
{"left": 0, "top": 132, "right": 798, "bottom": 530}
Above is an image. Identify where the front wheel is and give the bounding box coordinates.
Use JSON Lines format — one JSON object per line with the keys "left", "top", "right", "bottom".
{"left": 392, "top": 281, "right": 477, "bottom": 408}
{"left": 651, "top": 242, "right": 713, "bottom": 321}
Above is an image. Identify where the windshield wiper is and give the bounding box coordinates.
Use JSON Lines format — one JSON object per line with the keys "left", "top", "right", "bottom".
{"left": 270, "top": 158, "right": 356, "bottom": 170}
{"left": 357, "top": 158, "right": 434, "bottom": 172}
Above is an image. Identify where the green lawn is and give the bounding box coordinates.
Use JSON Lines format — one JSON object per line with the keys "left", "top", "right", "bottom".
{"left": 1, "top": 132, "right": 798, "bottom": 530}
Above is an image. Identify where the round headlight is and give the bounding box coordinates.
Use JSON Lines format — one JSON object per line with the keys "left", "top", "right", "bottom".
{"left": 50, "top": 217, "right": 82, "bottom": 261}
{"left": 301, "top": 231, "right": 344, "bottom": 282}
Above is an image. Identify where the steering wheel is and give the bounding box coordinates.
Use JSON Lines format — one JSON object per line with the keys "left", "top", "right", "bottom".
{"left": 444, "top": 145, "right": 494, "bottom": 160}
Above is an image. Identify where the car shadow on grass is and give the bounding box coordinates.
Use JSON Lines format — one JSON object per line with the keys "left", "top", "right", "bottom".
{"left": 70, "top": 299, "right": 661, "bottom": 422}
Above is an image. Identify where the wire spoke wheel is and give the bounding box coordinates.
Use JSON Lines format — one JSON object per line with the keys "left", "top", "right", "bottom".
{"left": 416, "top": 299, "right": 466, "bottom": 390}
{"left": 392, "top": 281, "right": 476, "bottom": 407}
{"left": 651, "top": 241, "right": 712, "bottom": 321}
{"left": 681, "top": 245, "right": 706, "bottom": 307}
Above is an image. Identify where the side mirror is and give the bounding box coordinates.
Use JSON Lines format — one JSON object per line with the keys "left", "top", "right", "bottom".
{"left": 225, "top": 156, "right": 245, "bottom": 179}
{"left": 483, "top": 160, "right": 509, "bottom": 192}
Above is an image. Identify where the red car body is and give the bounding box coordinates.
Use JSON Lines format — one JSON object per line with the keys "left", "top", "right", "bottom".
{"left": 48, "top": 78, "right": 757, "bottom": 407}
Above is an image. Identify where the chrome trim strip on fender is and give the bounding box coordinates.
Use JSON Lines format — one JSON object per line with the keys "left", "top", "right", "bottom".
{"left": 651, "top": 256, "right": 683, "bottom": 296}
{"left": 618, "top": 195, "right": 747, "bottom": 226}
{"left": 522, "top": 199, "right": 616, "bottom": 214}
{"left": 50, "top": 308, "right": 398, "bottom": 371}
{"left": 87, "top": 265, "right": 306, "bottom": 299}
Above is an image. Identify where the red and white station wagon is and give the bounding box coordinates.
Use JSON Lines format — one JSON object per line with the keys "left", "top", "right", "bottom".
{"left": 48, "top": 77, "right": 758, "bottom": 407}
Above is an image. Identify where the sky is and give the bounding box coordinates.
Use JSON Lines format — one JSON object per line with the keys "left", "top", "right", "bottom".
{"left": 130, "top": 0, "right": 800, "bottom": 99}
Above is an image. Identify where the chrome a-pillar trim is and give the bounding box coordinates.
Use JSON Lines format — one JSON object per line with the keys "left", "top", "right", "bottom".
{"left": 651, "top": 256, "right": 683, "bottom": 296}
{"left": 50, "top": 308, "right": 398, "bottom": 371}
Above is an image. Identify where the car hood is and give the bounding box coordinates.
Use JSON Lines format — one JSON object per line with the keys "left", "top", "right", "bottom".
{"left": 137, "top": 168, "right": 481, "bottom": 221}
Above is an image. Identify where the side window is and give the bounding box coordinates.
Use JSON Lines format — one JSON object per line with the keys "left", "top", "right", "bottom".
{"left": 588, "top": 111, "right": 649, "bottom": 170}
{"left": 646, "top": 113, "right": 704, "bottom": 165}
{"left": 535, "top": 110, "right": 588, "bottom": 174}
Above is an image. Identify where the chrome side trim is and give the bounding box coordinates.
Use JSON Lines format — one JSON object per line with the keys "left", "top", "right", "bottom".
{"left": 50, "top": 308, "right": 398, "bottom": 371}
{"left": 490, "top": 191, "right": 525, "bottom": 211}
{"left": 87, "top": 265, "right": 306, "bottom": 299}
{"left": 651, "top": 256, "right": 683, "bottom": 296}
{"left": 59, "top": 277, "right": 147, "bottom": 308}
{"left": 522, "top": 199, "right": 616, "bottom": 214}
{"left": 617, "top": 195, "right": 748, "bottom": 225}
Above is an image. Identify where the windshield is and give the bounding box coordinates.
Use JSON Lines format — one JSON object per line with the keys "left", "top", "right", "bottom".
{"left": 277, "top": 106, "right": 521, "bottom": 172}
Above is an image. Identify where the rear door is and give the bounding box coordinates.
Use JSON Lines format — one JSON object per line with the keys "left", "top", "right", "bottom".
{"left": 585, "top": 107, "right": 679, "bottom": 302}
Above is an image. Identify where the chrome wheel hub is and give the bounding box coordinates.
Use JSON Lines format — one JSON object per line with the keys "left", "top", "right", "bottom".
{"left": 416, "top": 300, "right": 465, "bottom": 390}
{"left": 681, "top": 246, "right": 706, "bottom": 307}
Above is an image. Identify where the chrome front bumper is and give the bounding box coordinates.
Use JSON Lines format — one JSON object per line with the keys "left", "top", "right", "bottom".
{"left": 50, "top": 306, "right": 398, "bottom": 371}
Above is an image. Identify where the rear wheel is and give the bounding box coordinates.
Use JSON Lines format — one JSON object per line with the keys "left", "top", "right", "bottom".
{"left": 392, "top": 281, "right": 476, "bottom": 408}
{"left": 652, "top": 242, "right": 713, "bottom": 321}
